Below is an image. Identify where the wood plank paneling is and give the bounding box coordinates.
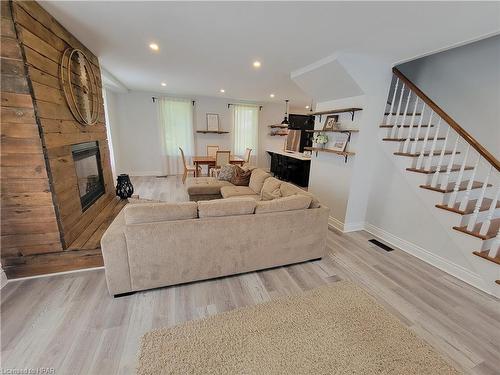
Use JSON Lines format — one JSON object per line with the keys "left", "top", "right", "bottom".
{"left": 2, "top": 0, "right": 116, "bottom": 278}
{"left": 1, "top": 0, "right": 62, "bottom": 266}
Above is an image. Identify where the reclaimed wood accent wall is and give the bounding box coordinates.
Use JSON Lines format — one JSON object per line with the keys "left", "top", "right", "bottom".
{"left": 1, "top": 0, "right": 115, "bottom": 278}
{"left": 1, "top": 0, "right": 62, "bottom": 262}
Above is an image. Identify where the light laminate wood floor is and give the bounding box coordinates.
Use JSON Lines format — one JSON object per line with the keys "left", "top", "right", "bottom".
{"left": 1, "top": 176, "right": 499, "bottom": 375}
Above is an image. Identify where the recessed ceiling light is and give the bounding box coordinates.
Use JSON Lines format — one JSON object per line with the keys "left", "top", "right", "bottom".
{"left": 305, "top": 105, "right": 310, "bottom": 109}
{"left": 161, "top": 82, "right": 167, "bottom": 87}
{"left": 149, "top": 43, "right": 159, "bottom": 51}
{"left": 220, "top": 89, "right": 225, "bottom": 93}
{"left": 253, "top": 61, "right": 261, "bottom": 68}
{"left": 269, "top": 94, "right": 275, "bottom": 98}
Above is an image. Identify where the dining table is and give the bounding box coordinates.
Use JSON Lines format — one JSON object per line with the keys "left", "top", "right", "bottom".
{"left": 192, "top": 155, "right": 246, "bottom": 177}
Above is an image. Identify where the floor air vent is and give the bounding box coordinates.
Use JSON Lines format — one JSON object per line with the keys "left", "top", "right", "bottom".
{"left": 369, "top": 239, "right": 394, "bottom": 252}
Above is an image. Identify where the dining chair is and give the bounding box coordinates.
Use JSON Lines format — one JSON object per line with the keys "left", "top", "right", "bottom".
{"left": 179, "top": 147, "right": 200, "bottom": 183}
{"left": 210, "top": 150, "right": 231, "bottom": 177}
{"left": 243, "top": 148, "right": 252, "bottom": 163}
{"left": 206, "top": 145, "right": 219, "bottom": 157}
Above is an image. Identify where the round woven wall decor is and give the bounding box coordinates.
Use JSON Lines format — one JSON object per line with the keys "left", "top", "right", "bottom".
{"left": 59, "top": 48, "right": 100, "bottom": 126}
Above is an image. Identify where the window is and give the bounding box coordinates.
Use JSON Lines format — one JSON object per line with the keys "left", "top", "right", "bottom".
{"left": 158, "top": 97, "right": 195, "bottom": 175}
{"left": 232, "top": 104, "right": 259, "bottom": 162}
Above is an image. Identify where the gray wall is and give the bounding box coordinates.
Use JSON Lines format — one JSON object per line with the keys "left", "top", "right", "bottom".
{"left": 398, "top": 35, "right": 500, "bottom": 160}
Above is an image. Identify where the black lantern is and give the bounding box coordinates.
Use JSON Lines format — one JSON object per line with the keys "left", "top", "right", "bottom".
{"left": 116, "top": 174, "right": 134, "bottom": 199}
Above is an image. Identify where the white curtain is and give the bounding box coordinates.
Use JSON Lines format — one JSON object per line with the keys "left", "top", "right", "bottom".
{"left": 232, "top": 104, "right": 259, "bottom": 163}
{"left": 158, "top": 97, "right": 195, "bottom": 175}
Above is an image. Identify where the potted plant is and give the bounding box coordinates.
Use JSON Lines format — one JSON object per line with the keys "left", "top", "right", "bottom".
{"left": 312, "top": 133, "right": 328, "bottom": 148}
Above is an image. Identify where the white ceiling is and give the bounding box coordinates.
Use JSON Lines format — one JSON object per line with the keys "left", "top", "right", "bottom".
{"left": 41, "top": 1, "right": 500, "bottom": 107}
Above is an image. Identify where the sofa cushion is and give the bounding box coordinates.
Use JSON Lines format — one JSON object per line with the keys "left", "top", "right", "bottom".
{"left": 198, "top": 198, "right": 256, "bottom": 218}
{"left": 249, "top": 168, "right": 271, "bottom": 194}
{"left": 280, "top": 182, "right": 321, "bottom": 208}
{"left": 260, "top": 177, "right": 282, "bottom": 201}
{"left": 124, "top": 202, "right": 198, "bottom": 225}
{"left": 217, "top": 164, "right": 237, "bottom": 182}
{"left": 220, "top": 185, "right": 257, "bottom": 198}
{"left": 230, "top": 166, "right": 252, "bottom": 186}
{"left": 186, "top": 177, "right": 233, "bottom": 195}
{"left": 255, "top": 195, "right": 312, "bottom": 214}
{"left": 224, "top": 194, "right": 261, "bottom": 201}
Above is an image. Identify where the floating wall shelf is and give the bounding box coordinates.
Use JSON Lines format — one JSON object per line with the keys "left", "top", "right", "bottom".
{"left": 196, "top": 130, "right": 230, "bottom": 134}
{"left": 304, "top": 147, "right": 355, "bottom": 162}
{"left": 269, "top": 124, "right": 289, "bottom": 129}
{"left": 306, "top": 129, "right": 359, "bottom": 133}
{"left": 311, "top": 107, "right": 363, "bottom": 121}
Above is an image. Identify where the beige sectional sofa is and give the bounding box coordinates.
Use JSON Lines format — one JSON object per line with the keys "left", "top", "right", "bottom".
{"left": 101, "top": 168, "right": 329, "bottom": 296}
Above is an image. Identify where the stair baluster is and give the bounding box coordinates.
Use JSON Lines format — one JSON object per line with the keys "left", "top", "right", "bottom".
{"left": 386, "top": 77, "right": 399, "bottom": 126}
{"left": 458, "top": 154, "right": 480, "bottom": 211}
{"left": 396, "top": 90, "right": 412, "bottom": 139}
{"left": 416, "top": 111, "right": 433, "bottom": 169}
{"left": 402, "top": 97, "right": 419, "bottom": 153}
{"left": 467, "top": 166, "right": 492, "bottom": 231}
{"left": 488, "top": 231, "right": 499, "bottom": 258}
{"left": 479, "top": 185, "right": 500, "bottom": 236}
{"left": 410, "top": 103, "right": 426, "bottom": 155}
{"left": 448, "top": 144, "right": 470, "bottom": 207}
{"left": 431, "top": 126, "right": 451, "bottom": 187}
{"left": 390, "top": 83, "right": 406, "bottom": 138}
{"left": 425, "top": 118, "right": 442, "bottom": 171}
{"left": 440, "top": 135, "right": 459, "bottom": 190}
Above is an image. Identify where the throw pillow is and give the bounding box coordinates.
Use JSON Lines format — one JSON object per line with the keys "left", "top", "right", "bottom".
{"left": 260, "top": 177, "right": 282, "bottom": 201}
{"left": 230, "top": 166, "right": 252, "bottom": 186}
{"left": 218, "top": 164, "right": 237, "bottom": 182}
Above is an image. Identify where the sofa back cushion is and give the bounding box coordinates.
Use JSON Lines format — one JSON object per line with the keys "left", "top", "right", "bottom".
{"left": 249, "top": 168, "right": 271, "bottom": 194}
{"left": 260, "top": 177, "right": 282, "bottom": 201}
{"left": 255, "top": 195, "right": 312, "bottom": 214}
{"left": 280, "top": 182, "right": 320, "bottom": 208}
{"left": 198, "top": 198, "right": 256, "bottom": 218}
{"left": 124, "top": 202, "right": 198, "bottom": 225}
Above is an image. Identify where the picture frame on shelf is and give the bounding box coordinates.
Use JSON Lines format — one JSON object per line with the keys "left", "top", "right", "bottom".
{"left": 330, "top": 132, "right": 349, "bottom": 152}
{"left": 322, "top": 115, "right": 339, "bottom": 131}
{"left": 206, "top": 113, "right": 220, "bottom": 131}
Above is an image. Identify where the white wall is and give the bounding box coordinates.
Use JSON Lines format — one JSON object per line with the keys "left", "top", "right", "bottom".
{"left": 105, "top": 91, "right": 286, "bottom": 175}
{"left": 398, "top": 34, "right": 500, "bottom": 160}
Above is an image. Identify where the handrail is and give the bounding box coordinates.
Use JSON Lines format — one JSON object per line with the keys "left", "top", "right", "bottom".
{"left": 392, "top": 67, "right": 500, "bottom": 171}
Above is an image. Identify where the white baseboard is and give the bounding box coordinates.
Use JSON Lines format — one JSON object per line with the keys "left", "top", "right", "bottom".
{"left": 363, "top": 223, "right": 486, "bottom": 293}
{"left": 328, "top": 216, "right": 365, "bottom": 233}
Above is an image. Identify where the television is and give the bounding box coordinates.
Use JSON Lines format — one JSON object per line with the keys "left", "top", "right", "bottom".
{"left": 285, "top": 129, "right": 301, "bottom": 152}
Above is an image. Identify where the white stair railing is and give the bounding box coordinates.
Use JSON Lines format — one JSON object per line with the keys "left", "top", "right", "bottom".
{"left": 383, "top": 68, "right": 500, "bottom": 261}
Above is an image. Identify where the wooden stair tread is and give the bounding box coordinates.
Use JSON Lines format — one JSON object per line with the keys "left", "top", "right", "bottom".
{"left": 453, "top": 218, "right": 500, "bottom": 240}
{"left": 394, "top": 150, "right": 459, "bottom": 157}
{"left": 436, "top": 198, "right": 500, "bottom": 215}
{"left": 420, "top": 180, "right": 490, "bottom": 194}
{"left": 383, "top": 137, "right": 446, "bottom": 142}
{"left": 473, "top": 250, "right": 500, "bottom": 265}
{"left": 380, "top": 124, "right": 434, "bottom": 128}
{"left": 496, "top": 280, "right": 500, "bottom": 285}
{"left": 407, "top": 164, "right": 473, "bottom": 174}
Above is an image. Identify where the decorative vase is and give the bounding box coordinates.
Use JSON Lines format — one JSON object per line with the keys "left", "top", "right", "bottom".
{"left": 116, "top": 174, "right": 134, "bottom": 199}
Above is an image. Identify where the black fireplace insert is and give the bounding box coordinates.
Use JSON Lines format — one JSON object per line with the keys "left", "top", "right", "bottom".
{"left": 71, "top": 141, "right": 105, "bottom": 211}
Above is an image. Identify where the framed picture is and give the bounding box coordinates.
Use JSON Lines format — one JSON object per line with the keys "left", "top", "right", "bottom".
{"left": 206, "top": 113, "right": 220, "bottom": 131}
{"left": 323, "top": 115, "right": 339, "bottom": 131}
{"left": 331, "top": 132, "right": 349, "bottom": 152}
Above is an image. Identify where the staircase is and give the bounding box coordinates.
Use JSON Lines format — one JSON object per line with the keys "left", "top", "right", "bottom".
{"left": 381, "top": 67, "right": 499, "bottom": 293}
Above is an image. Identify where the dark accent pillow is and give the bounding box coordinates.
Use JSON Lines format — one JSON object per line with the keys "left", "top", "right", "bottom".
{"left": 230, "top": 167, "right": 252, "bottom": 186}
{"left": 218, "top": 164, "right": 237, "bottom": 182}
